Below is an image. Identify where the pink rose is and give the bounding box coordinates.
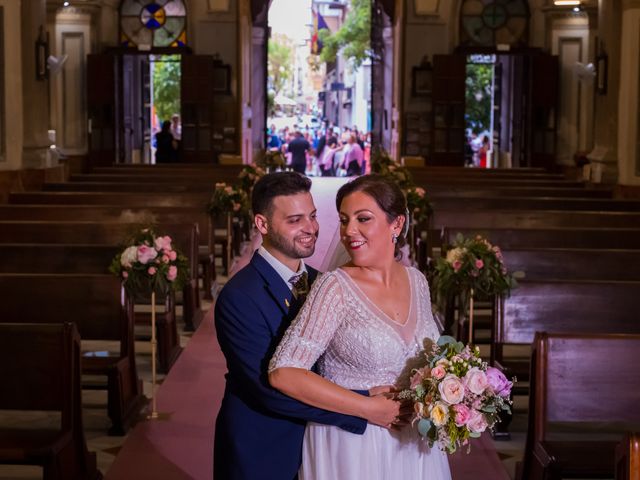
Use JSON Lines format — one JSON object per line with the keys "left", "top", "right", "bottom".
{"left": 148, "top": 267, "right": 157, "bottom": 275}
{"left": 464, "top": 367, "right": 489, "bottom": 395}
{"left": 453, "top": 260, "right": 462, "bottom": 272}
{"left": 122, "top": 271, "right": 129, "bottom": 279}
{"left": 137, "top": 245, "right": 158, "bottom": 264}
{"left": 154, "top": 236, "right": 172, "bottom": 252}
{"left": 467, "top": 409, "right": 488, "bottom": 433}
{"left": 438, "top": 375, "right": 465, "bottom": 405}
{"left": 475, "top": 259, "right": 484, "bottom": 269}
{"left": 431, "top": 365, "right": 446, "bottom": 380}
{"left": 453, "top": 404, "right": 471, "bottom": 427}
{"left": 167, "top": 265, "right": 178, "bottom": 281}
{"left": 232, "top": 202, "right": 241, "bottom": 212}
{"left": 168, "top": 250, "right": 177, "bottom": 261}
{"left": 162, "top": 255, "right": 170, "bottom": 264}
{"left": 486, "top": 367, "right": 513, "bottom": 398}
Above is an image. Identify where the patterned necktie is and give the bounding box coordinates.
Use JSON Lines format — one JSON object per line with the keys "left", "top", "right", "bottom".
{"left": 289, "top": 271, "right": 309, "bottom": 301}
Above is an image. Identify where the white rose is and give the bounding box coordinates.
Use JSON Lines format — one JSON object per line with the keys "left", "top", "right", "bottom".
{"left": 120, "top": 246, "right": 138, "bottom": 268}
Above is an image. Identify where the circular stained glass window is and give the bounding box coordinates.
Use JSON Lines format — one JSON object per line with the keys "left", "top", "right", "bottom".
{"left": 460, "top": 0, "right": 529, "bottom": 48}
{"left": 120, "top": 0, "right": 187, "bottom": 48}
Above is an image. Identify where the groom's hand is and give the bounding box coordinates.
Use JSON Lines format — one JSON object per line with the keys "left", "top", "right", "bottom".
{"left": 368, "top": 384, "right": 397, "bottom": 397}
{"left": 363, "top": 395, "right": 401, "bottom": 429}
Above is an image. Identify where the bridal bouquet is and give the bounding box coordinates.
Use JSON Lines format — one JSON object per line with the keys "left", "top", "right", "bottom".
{"left": 398, "top": 336, "right": 513, "bottom": 453}
{"left": 109, "top": 227, "right": 189, "bottom": 297}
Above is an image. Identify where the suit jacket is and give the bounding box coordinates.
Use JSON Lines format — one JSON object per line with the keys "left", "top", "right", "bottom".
{"left": 214, "top": 252, "right": 367, "bottom": 480}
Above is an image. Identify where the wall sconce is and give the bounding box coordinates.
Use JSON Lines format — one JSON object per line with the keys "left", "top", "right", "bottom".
{"left": 35, "top": 25, "right": 49, "bottom": 81}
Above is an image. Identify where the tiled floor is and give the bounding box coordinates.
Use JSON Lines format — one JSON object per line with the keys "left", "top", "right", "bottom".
{"left": 0, "top": 292, "right": 527, "bottom": 480}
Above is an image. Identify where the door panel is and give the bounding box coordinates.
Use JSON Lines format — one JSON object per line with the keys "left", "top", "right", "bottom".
{"left": 432, "top": 55, "right": 466, "bottom": 166}
{"left": 87, "top": 54, "right": 117, "bottom": 168}
{"left": 181, "top": 55, "right": 214, "bottom": 163}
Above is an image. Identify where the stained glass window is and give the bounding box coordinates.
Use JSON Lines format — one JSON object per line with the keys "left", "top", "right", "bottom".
{"left": 120, "top": 0, "right": 187, "bottom": 48}
{"left": 460, "top": 0, "right": 529, "bottom": 48}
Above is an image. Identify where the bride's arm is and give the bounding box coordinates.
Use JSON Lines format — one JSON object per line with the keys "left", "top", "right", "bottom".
{"left": 268, "top": 272, "right": 399, "bottom": 427}
{"left": 269, "top": 367, "right": 398, "bottom": 427}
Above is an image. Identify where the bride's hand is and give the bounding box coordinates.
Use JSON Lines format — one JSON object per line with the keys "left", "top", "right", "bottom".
{"left": 363, "top": 395, "right": 400, "bottom": 429}
{"left": 368, "top": 384, "right": 397, "bottom": 397}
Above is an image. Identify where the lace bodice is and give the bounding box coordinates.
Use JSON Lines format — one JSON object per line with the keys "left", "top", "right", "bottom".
{"left": 269, "top": 267, "right": 441, "bottom": 390}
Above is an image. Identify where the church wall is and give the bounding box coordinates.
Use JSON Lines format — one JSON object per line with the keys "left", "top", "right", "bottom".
{"left": 617, "top": 3, "right": 640, "bottom": 185}
{"left": 0, "top": 0, "right": 24, "bottom": 171}
{"left": 190, "top": 0, "right": 238, "bottom": 99}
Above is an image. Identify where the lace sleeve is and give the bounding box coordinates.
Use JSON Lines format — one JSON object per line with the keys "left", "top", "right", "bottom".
{"left": 269, "top": 272, "right": 345, "bottom": 372}
{"left": 415, "top": 268, "right": 442, "bottom": 342}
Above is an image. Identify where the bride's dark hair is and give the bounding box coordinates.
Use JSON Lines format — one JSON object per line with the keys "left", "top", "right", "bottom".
{"left": 336, "top": 174, "right": 408, "bottom": 258}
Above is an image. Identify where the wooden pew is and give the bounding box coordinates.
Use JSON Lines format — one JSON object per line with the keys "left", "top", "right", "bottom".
{"left": 442, "top": 227, "right": 640, "bottom": 250}
{"left": 616, "top": 433, "right": 640, "bottom": 480}
{"left": 0, "top": 323, "right": 101, "bottom": 479}
{"left": 434, "top": 210, "right": 640, "bottom": 229}
{"left": 492, "top": 279, "right": 640, "bottom": 384}
{"left": 521, "top": 332, "right": 640, "bottom": 480}
{"left": 0, "top": 274, "right": 145, "bottom": 435}
{"left": 501, "top": 248, "right": 640, "bottom": 281}
{"left": 9, "top": 191, "right": 210, "bottom": 207}
{"left": 428, "top": 185, "right": 612, "bottom": 198}
{"left": 0, "top": 220, "right": 201, "bottom": 332}
{"left": 431, "top": 196, "right": 640, "bottom": 212}
{"left": 0, "top": 206, "right": 222, "bottom": 292}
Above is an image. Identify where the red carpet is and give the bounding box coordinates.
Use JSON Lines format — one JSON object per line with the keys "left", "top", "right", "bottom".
{"left": 107, "top": 306, "right": 509, "bottom": 479}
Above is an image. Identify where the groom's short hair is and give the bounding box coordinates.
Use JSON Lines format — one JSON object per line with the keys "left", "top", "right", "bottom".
{"left": 252, "top": 172, "right": 312, "bottom": 217}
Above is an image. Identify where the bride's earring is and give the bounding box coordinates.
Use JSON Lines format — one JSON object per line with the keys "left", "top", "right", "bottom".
{"left": 392, "top": 233, "right": 398, "bottom": 244}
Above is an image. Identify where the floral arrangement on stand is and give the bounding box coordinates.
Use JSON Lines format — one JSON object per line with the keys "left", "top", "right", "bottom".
{"left": 237, "top": 163, "right": 266, "bottom": 197}
{"left": 432, "top": 233, "right": 518, "bottom": 341}
{"left": 108, "top": 227, "right": 189, "bottom": 297}
{"left": 370, "top": 147, "right": 414, "bottom": 190}
{"left": 405, "top": 186, "right": 433, "bottom": 225}
{"left": 207, "top": 182, "right": 250, "bottom": 218}
{"left": 257, "top": 149, "right": 287, "bottom": 172}
{"left": 398, "top": 336, "right": 513, "bottom": 454}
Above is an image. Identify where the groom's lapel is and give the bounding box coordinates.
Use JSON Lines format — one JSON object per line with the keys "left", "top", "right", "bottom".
{"left": 250, "top": 252, "right": 294, "bottom": 319}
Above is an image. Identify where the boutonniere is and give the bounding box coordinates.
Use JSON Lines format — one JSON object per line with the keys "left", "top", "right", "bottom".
{"left": 284, "top": 299, "right": 290, "bottom": 308}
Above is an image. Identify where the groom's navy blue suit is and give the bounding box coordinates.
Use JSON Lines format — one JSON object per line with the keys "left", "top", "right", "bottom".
{"left": 214, "top": 252, "right": 367, "bottom": 479}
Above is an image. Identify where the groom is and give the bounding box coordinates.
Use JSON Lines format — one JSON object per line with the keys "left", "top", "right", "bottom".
{"left": 214, "top": 172, "right": 369, "bottom": 480}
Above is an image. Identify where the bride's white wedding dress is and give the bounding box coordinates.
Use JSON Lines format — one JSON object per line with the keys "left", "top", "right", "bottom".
{"left": 269, "top": 267, "right": 452, "bottom": 479}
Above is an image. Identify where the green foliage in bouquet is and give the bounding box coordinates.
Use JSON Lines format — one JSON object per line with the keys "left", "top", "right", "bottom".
{"left": 208, "top": 182, "right": 250, "bottom": 218}
{"left": 432, "top": 233, "right": 518, "bottom": 311}
{"left": 109, "top": 227, "right": 190, "bottom": 298}
{"left": 236, "top": 163, "right": 266, "bottom": 197}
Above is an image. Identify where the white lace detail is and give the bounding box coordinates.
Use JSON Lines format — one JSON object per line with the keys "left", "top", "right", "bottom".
{"left": 269, "top": 267, "right": 441, "bottom": 390}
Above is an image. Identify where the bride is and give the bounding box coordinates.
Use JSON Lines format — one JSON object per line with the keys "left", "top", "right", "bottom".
{"left": 269, "top": 174, "right": 451, "bottom": 479}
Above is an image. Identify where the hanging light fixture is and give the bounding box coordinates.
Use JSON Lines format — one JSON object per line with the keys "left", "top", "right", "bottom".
{"left": 554, "top": 0, "right": 580, "bottom": 5}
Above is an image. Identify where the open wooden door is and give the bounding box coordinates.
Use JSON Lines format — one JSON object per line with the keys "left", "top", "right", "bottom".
{"left": 431, "top": 54, "right": 466, "bottom": 166}
{"left": 181, "top": 55, "right": 214, "bottom": 163}
{"left": 87, "top": 54, "right": 117, "bottom": 169}
{"left": 530, "top": 53, "right": 558, "bottom": 170}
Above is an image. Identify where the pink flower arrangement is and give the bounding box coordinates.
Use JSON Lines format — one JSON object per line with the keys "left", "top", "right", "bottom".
{"left": 398, "top": 336, "right": 513, "bottom": 454}
{"left": 109, "top": 228, "right": 189, "bottom": 297}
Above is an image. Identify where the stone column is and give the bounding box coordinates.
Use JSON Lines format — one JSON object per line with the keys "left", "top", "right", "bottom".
{"left": 21, "top": 0, "right": 50, "bottom": 168}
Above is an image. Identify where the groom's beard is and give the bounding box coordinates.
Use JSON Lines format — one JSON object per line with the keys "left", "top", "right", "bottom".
{"left": 268, "top": 229, "right": 318, "bottom": 260}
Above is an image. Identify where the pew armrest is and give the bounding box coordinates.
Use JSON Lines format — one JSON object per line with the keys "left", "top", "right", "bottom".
{"left": 530, "top": 442, "right": 560, "bottom": 480}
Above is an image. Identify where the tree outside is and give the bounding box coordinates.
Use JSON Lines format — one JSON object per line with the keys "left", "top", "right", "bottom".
{"left": 465, "top": 62, "right": 493, "bottom": 135}
{"left": 318, "top": 0, "right": 371, "bottom": 69}
{"left": 268, "top": 34, "right": 294, "bottom": 97}
{"left": 152, "top": 55, "right": 181, "bottom": 124}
